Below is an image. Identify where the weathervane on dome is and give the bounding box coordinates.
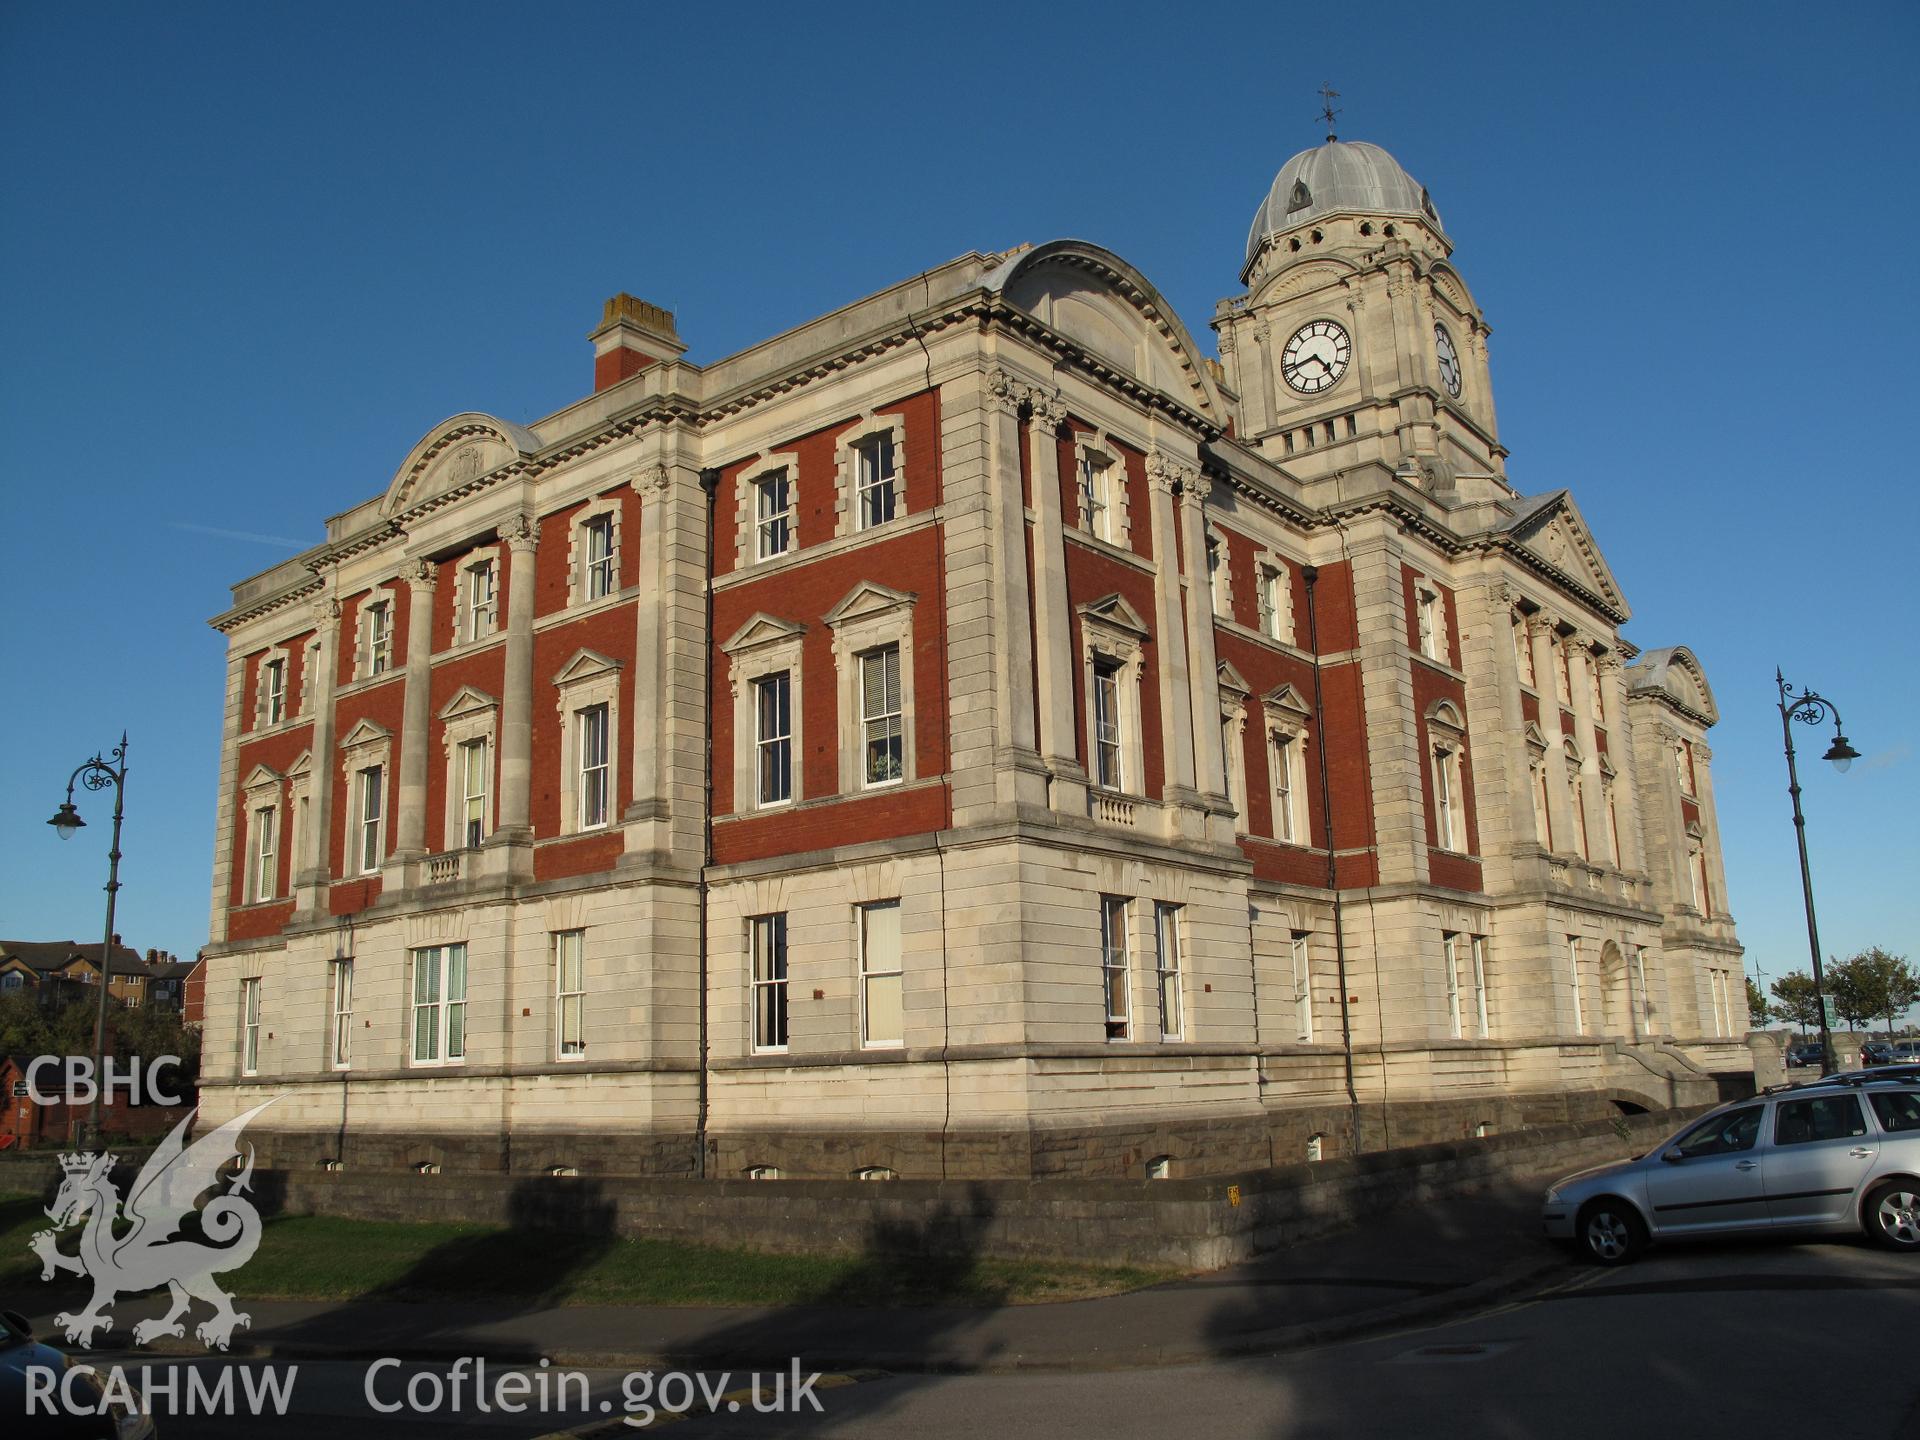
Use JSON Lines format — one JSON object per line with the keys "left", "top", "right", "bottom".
{"left": 1318, "top": 83, "right": 1341, "bottom": 143}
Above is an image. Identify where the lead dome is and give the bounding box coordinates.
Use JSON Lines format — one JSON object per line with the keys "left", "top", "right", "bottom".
{"left": 1246, "top": 140, "right": 1442, "bottom": 266}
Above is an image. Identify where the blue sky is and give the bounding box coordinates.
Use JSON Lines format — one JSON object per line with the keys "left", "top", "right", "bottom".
{"left": 2, "top": 1, "right": 1913, "bottom": 1006}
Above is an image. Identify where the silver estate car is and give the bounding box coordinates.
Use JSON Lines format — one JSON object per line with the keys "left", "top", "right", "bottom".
{"left": 1542, "top": 1078, "right": 1920, "bottom": 1264}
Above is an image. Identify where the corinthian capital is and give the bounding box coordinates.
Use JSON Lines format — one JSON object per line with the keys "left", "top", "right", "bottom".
{"left": 634, "top": 461, "right": 672, "bottom": 495}
{"left": 311, "top": 597, "right": 341, "bottom": 626}
{"left": 1028, "top": 390, "right": 1067, "bottom": 431}
{"left": 985, "top": 368, "right": 1025, "bottom": 416}
{"left": 1146, "top": 448, "right": 1197, "bottom": 497}
{"left": 504, "top": 512, "right": 539, "bottom": 551}
{"left": 404, "top": 558, "right": 438, "bottom": 590}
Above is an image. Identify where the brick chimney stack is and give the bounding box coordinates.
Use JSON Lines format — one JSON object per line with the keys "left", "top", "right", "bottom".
{"left": 588, "top": 294, "right": 685, "bottom": 392}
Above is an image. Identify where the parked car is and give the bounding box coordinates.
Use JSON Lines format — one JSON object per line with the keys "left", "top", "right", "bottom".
{"left": 0, "top": 1310, "right": 155, "bottom": 1437}
{"left": 1786, "top": 1042, "right": 1826, "bottom": 1069}
{"left": 1893, "top": 1042, "right": 1920, "bottom": 1063}
{"left": 1862, "top": 1041, "right": 1897, "bottom": 1067}
{"left": 1542, "top": 1078, "right": 1920, "bottom": 1264}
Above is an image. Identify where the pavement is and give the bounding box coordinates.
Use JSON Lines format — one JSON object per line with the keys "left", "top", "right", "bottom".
{"left": 4, "top": 1180, "right": 1577, "bottom": 1376}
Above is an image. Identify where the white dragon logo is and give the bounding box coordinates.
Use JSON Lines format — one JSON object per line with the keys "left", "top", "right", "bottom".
{"left": 29, "top": 1100, "right": 276, "bottom": 1350}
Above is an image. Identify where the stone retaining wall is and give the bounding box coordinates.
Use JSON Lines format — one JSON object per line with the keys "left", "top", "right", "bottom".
{"left": 0, "top": 1105, "right": 1711, "bottom": 1270}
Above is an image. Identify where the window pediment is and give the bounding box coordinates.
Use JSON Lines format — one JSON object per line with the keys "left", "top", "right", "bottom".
{"left": 1262, "top": 681, "right": 1311, "bottom": 723}
{"left": 824, "top": 581, "right": 916, "bottom": 630}
{"left": 437, "top": 685, "right": 500, "bottom": 722}
{"left": 1077, "top": 592, "right": 1150, "bottom": 641}
{"left": 552, "top": 649, "right": 622, "bottom": 689}
{"left": 722, "top": 613, "right": 808, "bottom": 656}
{"left": 1523, "top": 721, "right": 1549, "bottom": 752}
{"left": 240, "top": 763, "right": 283, "bottom": 796}
{"left": 339, "top": 718, "right": 392, "bottom": 751}
{"left": 1217, "top": 659, "right": 1252, "bottom": 697}
{"left": 1426, "top": 699, "right": 1467, "bottom": 736}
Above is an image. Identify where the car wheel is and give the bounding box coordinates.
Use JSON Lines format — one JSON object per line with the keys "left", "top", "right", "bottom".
{"left": 1577, "top": 1199, "right": 1647, "bottom": 1266}
{"left": 1863, "top": 1181, "right": 1920, "bottom": 1252}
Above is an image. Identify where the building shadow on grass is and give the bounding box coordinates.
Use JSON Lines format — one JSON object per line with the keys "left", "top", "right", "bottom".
{"left": 248, "top": 1173, "right": 1012, "bottom": 1396}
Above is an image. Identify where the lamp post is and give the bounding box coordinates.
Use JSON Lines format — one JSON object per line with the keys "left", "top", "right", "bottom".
{"left": 1775, "top": 674, "right": 1859, "bottom": 1078}
{"left": 45, "top": 734, "right": 130, "bottom": 1149}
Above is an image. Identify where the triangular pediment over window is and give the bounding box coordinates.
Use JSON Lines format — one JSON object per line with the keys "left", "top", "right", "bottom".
{"left": 721, "top": 614, "right": 808, "bottom": 655}
{"left": 1262, "top": 682, "right": 1312, "bottom": 720}
{"left": 339, "top": 718, "right": 392, "bottom": 750}
{"left": 1503, "top": 491, "right": 1629, "bottom": 621}
{"left": 1522, "top": 721, "right": 1549, "bottom": 751}
{"left": 287, "top": 749, "right": 313, "bottom": 779}
{"left": 437, "top": 684, "right": 500, "bottom": 721}
{"left": 824, "top": 581, "right": 916, "bottom": 628}
{"left": 240, "top": 763, "right": 283, "bottom": 792}
{"left": 1077, "top": 593, "right": 1150, "bottom": 640}
{"left": 552, "top": 649, "right": 622, "bottom": 687}
{"left": 1217, "top": 660, "right": 1252, "bottom": 696}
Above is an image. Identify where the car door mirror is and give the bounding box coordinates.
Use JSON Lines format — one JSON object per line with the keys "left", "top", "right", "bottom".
{"left": 1661, "top": 1148, "right": 1686, "bottom": 1163}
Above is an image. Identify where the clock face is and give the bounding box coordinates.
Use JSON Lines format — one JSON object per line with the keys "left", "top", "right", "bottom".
{"left": 1434, "top": 322, "right": 1462, "bottom": 397}
{"left": 1281, "top": 319, "right": 1350, "bottom": 395}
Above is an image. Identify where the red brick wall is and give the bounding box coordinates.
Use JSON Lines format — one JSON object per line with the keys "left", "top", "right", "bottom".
{"left": 1411, "top": 657, "right": 1483, "bottom": 892}
{"left": 1062, "top": 541, "right": 1167, "bottom": 800}
{"left": 532, "top": 605, "right": 638, "bottom": 844}
{"left": 711, "top": 524, "right": 949, "bottom": 840}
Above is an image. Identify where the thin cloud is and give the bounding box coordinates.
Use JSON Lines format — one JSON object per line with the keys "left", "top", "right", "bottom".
{"left": 167, "top": 522, "right": 309, "bottom": 549}
{"left": 1861, "top": 743, "right": 1910, "bottom": 773}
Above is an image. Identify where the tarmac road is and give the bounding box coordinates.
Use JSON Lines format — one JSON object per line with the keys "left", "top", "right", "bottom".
{"left": 39, "top": 1232, "right": 1920, "bottom": 1439}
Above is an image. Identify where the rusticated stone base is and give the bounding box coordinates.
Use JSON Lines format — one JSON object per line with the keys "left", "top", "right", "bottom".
{"left": 206, "top": 1080, "right": 1726, "bottom": 1183}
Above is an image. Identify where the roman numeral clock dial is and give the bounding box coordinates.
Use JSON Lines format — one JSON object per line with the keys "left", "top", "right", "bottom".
{"left": 1281, "top": 319, "right": 1350, "bottom": 394}
{"left": 1434, "top": 321, "right": 1463, "bottom": 397}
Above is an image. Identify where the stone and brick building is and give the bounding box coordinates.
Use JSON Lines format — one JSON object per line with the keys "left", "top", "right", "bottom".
{"left": 201, "top": 139, "right": 1746, "bottom": 1180}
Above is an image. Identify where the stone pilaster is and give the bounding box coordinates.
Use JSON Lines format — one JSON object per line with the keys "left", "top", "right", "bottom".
{"left": 391, "top": 558, "right": 438, "bottom": 861}
{"left": 984, "top": 370, "right": 1046, "bottom": 810}
{"left": 1693, "top": 740, "right": 1732, "bottom": 918}
{"left": 1172, "top": 459, "right": 1229, "bottom": 826}
{"left": 1529, "top": 615, "right": 1573, "bottom": 853}
{"left": 626, "top": 463, "right": 671, "bottom": 830}
{"left": 1144, "top": 451, "right": 1200, "bottom": 824}
{"left": 490, "top": 512, "right": 538, "bottom": 876}
{"left": 294, "top": 595, "right": 341, "bottom": 911}
{"left": 1599, "top": 652, "right": 1643, "bottom": 876}
{"left": 207, "top": 650, "right": 248, "bottom": 943}
{"left": 1566, "top": 638, "right": 1605, "bottom": 862}
{"left": 1025, "top": 391, "right": 1086, "bottom": 814}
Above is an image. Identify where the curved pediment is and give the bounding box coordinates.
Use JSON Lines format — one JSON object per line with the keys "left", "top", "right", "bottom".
{"left": 987, "top": 241, "right": 1227, "bottom": 428}
{"left": 382, "top": 413, "right": 544, "bottom": 520}
{"left": 1628, "top": 646, "right": 1719, "bottom": 726}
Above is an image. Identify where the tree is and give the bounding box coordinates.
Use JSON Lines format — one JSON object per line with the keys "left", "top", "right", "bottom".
{"left": 1745, "top": 976, "right": 1773, "bottom": 1028}
{"left": 1832, "top": 947, "right": 1920, "bottom": 1039}
{"left": 1770, "top": 972, "right": 1821, "bottom": 1035}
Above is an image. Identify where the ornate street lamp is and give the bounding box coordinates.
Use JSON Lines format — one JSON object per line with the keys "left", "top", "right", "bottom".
{"left": 45, "top": 734, "right": 129, "bottom": 1149}
{"left": 1775, "top": 674, "right": 1858, "bottom": 1077}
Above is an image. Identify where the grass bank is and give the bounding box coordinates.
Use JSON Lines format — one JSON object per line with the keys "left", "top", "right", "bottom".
{"left": 0, "top": 1193, "right": 1164, "bottom": 1307}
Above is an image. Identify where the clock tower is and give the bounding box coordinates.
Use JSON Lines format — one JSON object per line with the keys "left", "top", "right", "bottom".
{"left": 1214, "top": 139, "right": 1508, "bottom": 500}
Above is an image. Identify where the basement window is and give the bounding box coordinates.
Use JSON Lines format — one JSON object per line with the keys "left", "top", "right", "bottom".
{"left": 1306, "top": 1134, "right": 1325, "bottom": 1162}
{"left": 1146, "top": 1155, "right": 1173, "bottom": 1180}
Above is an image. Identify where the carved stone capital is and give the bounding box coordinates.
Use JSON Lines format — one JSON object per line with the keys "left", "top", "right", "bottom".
{"left": 404, "top": 558, "right": 438, "bottom": 590}
{"left": 504, "top": 512, "right": 539, "bottom": 551}
{"left": 985, "top": 369, "right": 1025, "bottom": 417}
{"left": 1146, "top": 448, "right": 1197, "bottom": 498}
{"left": 1215, "top": 326, "right": 1235, "bottom": 355}
{"left": 1027, "top": 390, "right": 1067, "bottom": 430}
{"left": 1692, "top": 741, "right": 1713, "bottom": 763}
{"left": 310, "top": 598, "right": 341, "bottom": 626}
{"left": 634, "top": 461, "right": 672, "bottom": 495}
